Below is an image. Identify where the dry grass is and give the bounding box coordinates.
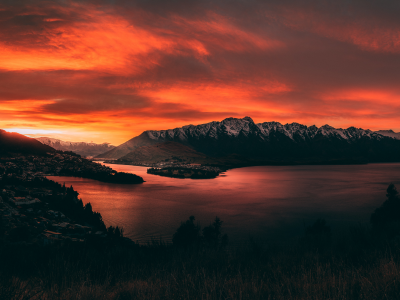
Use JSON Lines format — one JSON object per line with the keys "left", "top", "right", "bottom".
{"left": 2, "top": 229, "right": 400, "bottom": 300}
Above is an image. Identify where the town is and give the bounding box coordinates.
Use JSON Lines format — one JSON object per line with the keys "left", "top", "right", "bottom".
{"left": 0, "top": 151, "right": 135, "bottom": 245}
{"left": 147, "top": 165, "right": 223, "bottom": 179}
{"left": 104, "top": 159, "right": 224, "bottom": 179}
{"left": 1, "top": 151, "right": 144, "bottom": 184}
{"left": 1, "top": 151, "right": 115, "bottom": 179}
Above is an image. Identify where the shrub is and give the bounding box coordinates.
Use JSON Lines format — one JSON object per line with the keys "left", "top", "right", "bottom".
{"left": 371, "top": 184, "right": 400, "bottom": 237}
{"left": 203, "top": 216, "right": 228, "bottom": 248}
{"left": 172, "top": 216, "right": 200, "bottom": 248}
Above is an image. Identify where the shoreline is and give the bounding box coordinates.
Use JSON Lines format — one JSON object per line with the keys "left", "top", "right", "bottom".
{"left": 99, "top": 159, "right": 400, "bottom": 181}
{"left": 99, "top": 158, "right": 400, "bottom": 171}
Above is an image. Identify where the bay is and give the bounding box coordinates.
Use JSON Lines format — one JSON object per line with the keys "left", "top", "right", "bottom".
{"left": 47, "top": 163, "right": 400, "bottom": 244}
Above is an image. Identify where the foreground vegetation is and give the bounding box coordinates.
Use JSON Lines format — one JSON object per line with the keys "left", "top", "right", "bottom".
{"left": 2, "top": 227, "right": 400, "bottom": 299}
{"left": 2, "top": 185, "right": 400, "bottom": 299}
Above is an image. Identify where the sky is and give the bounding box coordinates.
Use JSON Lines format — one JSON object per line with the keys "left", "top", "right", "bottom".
{"left": 1, "top": 0, "right": 400, "bottom": 145}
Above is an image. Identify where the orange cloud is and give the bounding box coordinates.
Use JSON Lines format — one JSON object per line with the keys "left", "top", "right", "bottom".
{"left": 322, "top": 89, "right": 400, "bottom": 105}
{"left": 171, "top": 12, "right": 284, "bottom": 53}
{"left": 271, "top": 6, "right": 400, "bottom": 53}
{"left": 0, "top": 5, "right": 173, "bottom": 73}
{"left": 0, "top": 4, "right": 282, "bottom": 74}
{"left": 1, "top": 1, "right": 400, "bottom": 144}
{"left": 140, "top": 80, "right": 290, "bottom": 114}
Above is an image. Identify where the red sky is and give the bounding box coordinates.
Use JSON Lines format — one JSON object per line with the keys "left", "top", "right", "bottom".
{"left": 1, "top": 0, "right": 399, "bottom": 145}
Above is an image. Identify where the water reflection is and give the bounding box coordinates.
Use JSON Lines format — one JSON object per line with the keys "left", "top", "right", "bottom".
{"left": 47, "top": 163, "right": 400, "bottom": 244}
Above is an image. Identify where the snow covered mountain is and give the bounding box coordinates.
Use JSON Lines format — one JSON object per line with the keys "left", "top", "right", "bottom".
{"left": 37, "top": 137, "right": 115, "bottom": 158}
{"left": 375, "top": 130, "right": 400, "bottom": 140}
{"left": 146, "top": 117, "right": 383, "bottom": 143}
{"left": 97, "top": 117, "right": 400, "bottom": 164}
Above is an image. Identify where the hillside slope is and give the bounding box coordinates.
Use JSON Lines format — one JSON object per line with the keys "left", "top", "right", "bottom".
{"left": 117, "top": 141, "right": 222, "bottom": 165}
{"left": 0, "top": 130, "right": 55, "bottom": 155}
{"left": 96, "top": 132, "right": 161, "bottom": 159}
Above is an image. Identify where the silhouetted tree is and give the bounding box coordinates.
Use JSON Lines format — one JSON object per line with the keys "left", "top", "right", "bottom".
{"left": 66, "top": 185, "right": 79, "bottom": 199}
{"left": 386, "top": 183, "right": 399, "bottom": 199}
{"left": 107, "top": 226, "right": 124, "bottom": 239}
{"left": 84, "top": 202, "right": 93, "bottom": 215}
{"left": 172, "top": 216, "right": 200, "bottom": 248}
{"left": 203, "top": 216, "right": 228, "bottom": 248}
{"left": 107, "top": 226, "right": 115, "bottom": 236}
{"left": 371, "top": 184, "right": 400, "bottom": 234}
{"left": 115, "top": 226, "right": 124, "bottom": 238}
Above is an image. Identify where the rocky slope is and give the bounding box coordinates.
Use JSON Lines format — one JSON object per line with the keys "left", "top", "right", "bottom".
{"left": 97, "top": 117, "right": 400, "bottom": 165}
{"left": 37, "top": 137, "right": 115, "bottom": 157}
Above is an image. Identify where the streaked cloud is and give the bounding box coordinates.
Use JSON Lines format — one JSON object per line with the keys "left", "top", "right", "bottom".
{"left": 0, "top": 0, "right": 399, "bottom": 144}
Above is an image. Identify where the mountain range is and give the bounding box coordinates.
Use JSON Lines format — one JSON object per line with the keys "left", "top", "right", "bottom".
{"left": 97, "top": 117, "right": 400, "bottom": 166}
{"left": 36, "top": 137, "right": 115, "bottom": 158}
{"left": 375, "top": 130, "right": 400, "bottom": 140}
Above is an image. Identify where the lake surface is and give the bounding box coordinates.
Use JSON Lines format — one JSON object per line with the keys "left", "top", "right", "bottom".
{"left": 48, "top": 163, "right": 400, "bottom": 244}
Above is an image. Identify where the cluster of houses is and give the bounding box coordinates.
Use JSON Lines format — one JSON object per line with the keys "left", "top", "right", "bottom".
{"left": 109, "top": 160, "right": 223, "bottom": 173}
{"left": 0, "top": 152, "right": 113, "bottom": 245}
{"left": 0, "top": 152, "right": 115, "bottom": 180}
{"left": 152, "top": 162, "right": 222, "bottom": 172}
{"left": 146, "top": 162, "right": 223, "bottom": 179}
{"left": 147, "top": 164, "right": 223, "bottom": 179}
{"left": 0, "top": 182, "right": 108, "bottom": 245}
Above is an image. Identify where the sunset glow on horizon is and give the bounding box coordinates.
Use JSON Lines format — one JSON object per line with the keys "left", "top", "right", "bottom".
{"left": 1, "top": 0, "right": 399, "bottom": 145}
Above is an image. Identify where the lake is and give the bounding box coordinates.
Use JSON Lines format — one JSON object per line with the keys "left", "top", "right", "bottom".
{"left": 48, "top": 163, "right": 400, "bottom": 244}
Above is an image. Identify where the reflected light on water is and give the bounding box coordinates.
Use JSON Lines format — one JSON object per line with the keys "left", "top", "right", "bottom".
{"left": 48, "top": 163, "right": 400, "bottom": 244}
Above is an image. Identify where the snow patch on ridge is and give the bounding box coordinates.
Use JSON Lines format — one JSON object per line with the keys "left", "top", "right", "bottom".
{"left": 143, "top": 117, "right": 389, "bottom": 144}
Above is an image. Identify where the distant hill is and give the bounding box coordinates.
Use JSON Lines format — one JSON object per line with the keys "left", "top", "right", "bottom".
{"left": 96, "top": 132, "right": 159, "bottom": 160}
{"left": 36, "top": 137, "right": 115, "bottom": 158}
{"left": 0, "top": 130, "right": 55, "bottom": 156}
{"left": 97, "top": 117, "right": 400, "bottom": 166}
{"left": 375, "top": 130, "right": 400, "bottom": 140}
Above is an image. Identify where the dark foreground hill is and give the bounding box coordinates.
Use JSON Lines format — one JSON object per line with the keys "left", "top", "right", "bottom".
{"left": 2, "top": 185, "right": 400, "bottom": 300}
{"left": 0, "top": 130, "right": 55, "bottom": 156}
{"left": 97, "top": 117, "right": 400, "bottom": 166}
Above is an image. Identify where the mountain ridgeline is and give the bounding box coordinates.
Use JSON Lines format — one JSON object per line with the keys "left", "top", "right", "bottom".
{"left": 36, "top": 137, "right": 115, "bottom": 158}
{"left": 375, "top": 130, "right": 400, "bottom": 140}
{"left": 97, "top": 117, "right": 400, "bottom": 166}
